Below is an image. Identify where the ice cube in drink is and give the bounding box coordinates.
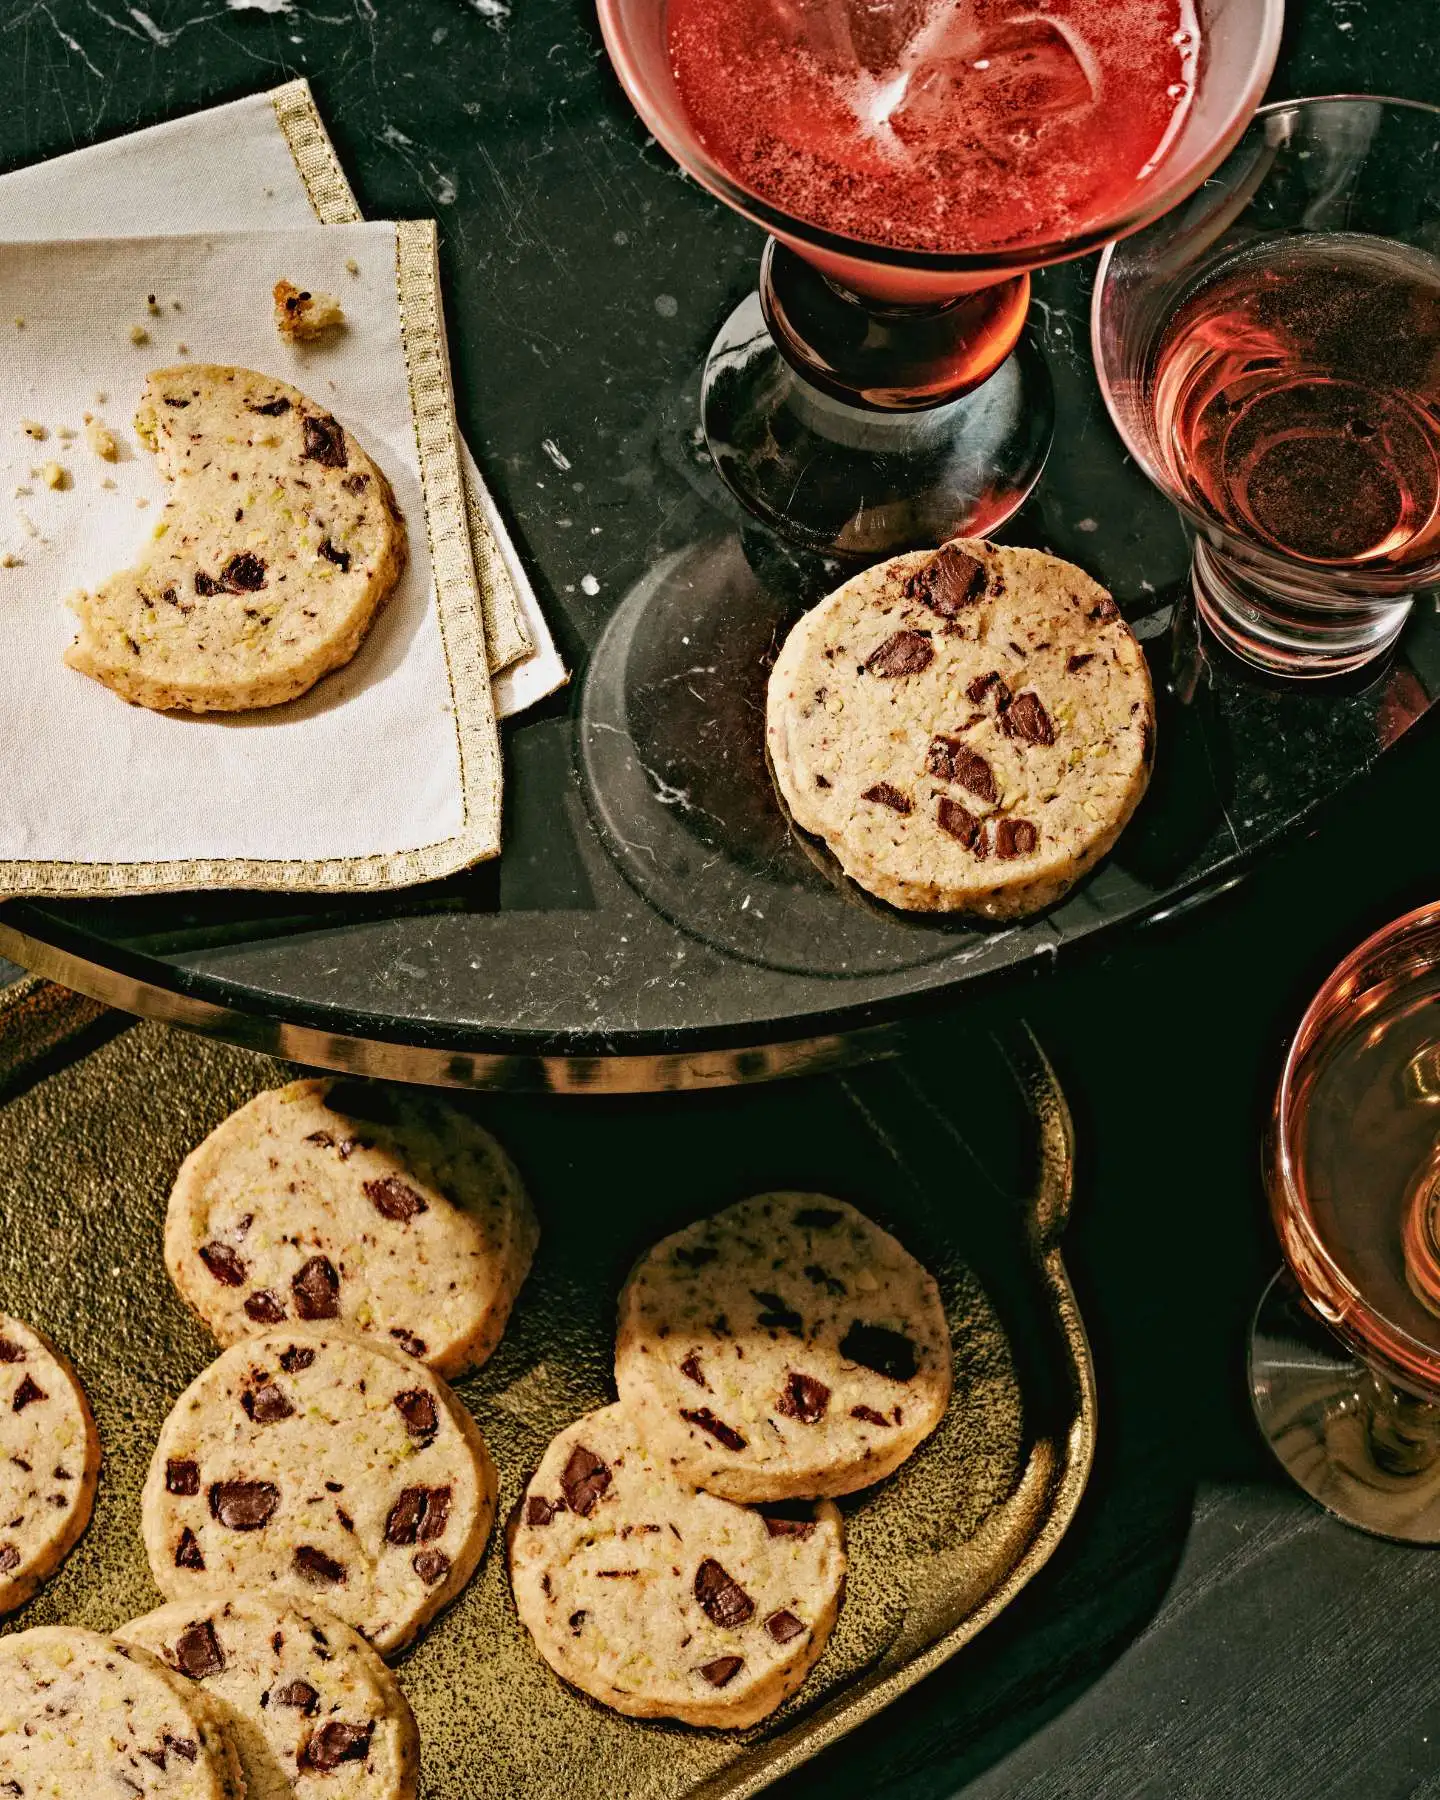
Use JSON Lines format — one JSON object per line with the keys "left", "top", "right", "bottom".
{"left": 891, "top": 13, "right": 1096, "bottom": 149}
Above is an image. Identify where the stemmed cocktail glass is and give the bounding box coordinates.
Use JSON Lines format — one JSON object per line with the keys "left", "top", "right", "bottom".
{"left": 597, "top": 0, "right": 1283, "bottom": 558}
{"left": 1254, "top": 905, "right": 1440, "bottom": 1542}
{"left": 579, "top": 0, "right": 1283, "bottom": 944}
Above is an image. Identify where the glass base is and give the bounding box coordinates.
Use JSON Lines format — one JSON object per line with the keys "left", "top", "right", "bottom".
{"left": 1193, "top": 537, "right": 1413, "bottom": 679}
{"left": 1250, "top": 1270, "right": 1440, "bottom": 1542}
{"left": 701, "top": 291, "right": 1053, "bottom": 558}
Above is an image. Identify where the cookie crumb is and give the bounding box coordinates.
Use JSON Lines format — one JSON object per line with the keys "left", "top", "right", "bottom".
{"left": 146, "top": 293, "right": 161, "bottom": 315}
{"left": 100, "top": 477, "right": 117, "bottom": 490}
{"left": 40, "top": 462, "right": 66, "bottom": 490}
{"left": 0, "top": 551, "right": 21, "bottom": 567}
{"left": 84, "top": 416, "right": 119, "bottom": 462}
{"left": 12, "top": 316, "right": 22, "bottom": 329}
{"left": 175, "top": 342, "right": 189, "bottom": 356}
{"left": 20, "top": 419, "right": 46, "bottom": 440}
{"left": 273, "top": 280, "right": 345, "bottom": 342}
{"left": 129, "top": 324, "right": 150, "bottom": 345}
{"left": 135, "top": 496, "right": 150, "bottom": 509}
{"left": 93, "top": 390, "right": 108, "bottom": 405}
{"left": 55, "top": 425, "right": 77, "bottom": 442}
{"left": 344, "top": 258, "right": 360, "bottom": 276}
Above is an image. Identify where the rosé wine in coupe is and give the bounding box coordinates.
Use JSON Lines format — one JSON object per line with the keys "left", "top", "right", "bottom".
{"left": 1151, "top": 235, "right": 1440, "bottom": 570}
{"left": 665, "top": 0, "right": 1199, "bottom": 255}
{"left": 1283, "top": 955, "right": 1440, "bottom": 1364}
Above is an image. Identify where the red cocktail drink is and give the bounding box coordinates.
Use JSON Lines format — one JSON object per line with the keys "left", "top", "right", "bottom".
{"left": 598, "top": 0, "right": 1280, "bottom": 555}
{"left": 668, "top": 0, "right": 1199, "bottom": 260}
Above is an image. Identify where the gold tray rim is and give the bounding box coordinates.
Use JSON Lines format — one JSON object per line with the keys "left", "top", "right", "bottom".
{"left": 701, "top": 1026, "right": 1097, "bottom": 1799}
{"left": 0, "top": 978, "right": 1097, "bottom": 1798}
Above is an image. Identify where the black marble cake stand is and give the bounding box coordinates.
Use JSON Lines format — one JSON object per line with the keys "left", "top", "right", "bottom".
{"left": 0, "top": 0, "right": 1435, "bottom": 1092}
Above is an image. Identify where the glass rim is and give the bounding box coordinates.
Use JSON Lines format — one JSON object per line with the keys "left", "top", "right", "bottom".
{"left": 1090, "top": 90, "right": 1440, "bottom": 482}
{"left": 1272, "top": 898, "right": 1440, "bottom": 1392}
{"left": 596, "top": 0, "right": 1284, "bottom": 277}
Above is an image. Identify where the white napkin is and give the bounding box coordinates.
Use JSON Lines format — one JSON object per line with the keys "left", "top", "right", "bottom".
{"left": 0, "top": 223, "right": 502, "bottom": 894}
{"left": 0, "top": 78, "right": 567, "bottom": 721}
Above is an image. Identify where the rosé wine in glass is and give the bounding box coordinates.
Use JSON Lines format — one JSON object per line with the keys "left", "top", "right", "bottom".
{"left": 1151, "top": 235, "right": 1440, "bottom": 575}
{"left": 1095, "top": 97, "right": 1440, "bottom": 678}
{"left": 1253, "top": 902, "right": 1440, "bottom": 1543}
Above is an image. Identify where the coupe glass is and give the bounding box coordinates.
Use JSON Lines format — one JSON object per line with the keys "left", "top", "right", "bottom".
{"left": 1253, "top": 903, "right": 1440, "bottom": 1542}
{"left": 597, "top": 0, "right": 1283, "bottom": 557}
{"left": 1095, "top": 97, "right": 1440, "bottom": 679}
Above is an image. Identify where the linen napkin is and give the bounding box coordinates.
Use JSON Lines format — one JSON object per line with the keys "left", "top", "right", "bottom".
{"left": 0, "top": 222, "right": 501, "bottom": 894}
{"left": 0, "top": 78, "right": 566, "bottom": 721}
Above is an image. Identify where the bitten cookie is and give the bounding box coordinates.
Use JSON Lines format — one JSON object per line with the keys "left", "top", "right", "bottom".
{"left": 0, "top": 1625, "right": 246, "bottom": 1798}
{"left": 141, "top": 1327, "right": 496, "bottom": 1654}
{"left": 120, "top": 1593, "right": 420, "bottom": 1800}
{"left": 165, "top": 1078, "right": 537, "bottom": 1379}
{"left": 766, "top": 538, "right": 1155, "bottom": 916}
{"left": 65, "top": 364, "right": 407, "bottom": 713}
{"left": 0, "top": 1313, "right": 102, "bottom": 1615}
{"left": 509, "top": 1403, "right": 844, "bottom": 1729}
{"left": 615, "top": 1194, "right": 952, "bottom": 1501}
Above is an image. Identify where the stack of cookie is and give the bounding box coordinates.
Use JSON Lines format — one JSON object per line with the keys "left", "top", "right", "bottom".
{"left": 508, "top": 1193, "right": 954, "bottom": 1729}
{"left": 0, "top": 1077, "right": 538, "bottom": 1797}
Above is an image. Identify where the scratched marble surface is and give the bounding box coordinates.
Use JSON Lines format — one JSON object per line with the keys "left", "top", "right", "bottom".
{"left": 0, "top": 0, "right": 1436, "bottom": 1064}
{"left": 7, "top": 9, "right": 1440, "bottom": 1799}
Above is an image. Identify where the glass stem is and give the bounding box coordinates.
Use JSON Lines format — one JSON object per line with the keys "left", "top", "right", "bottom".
{"left": 1362, "top": 1367, "right": 1440, "bottom": 1477}
{"left": 760, "top": 240, "right": 1030, "bottom": 412}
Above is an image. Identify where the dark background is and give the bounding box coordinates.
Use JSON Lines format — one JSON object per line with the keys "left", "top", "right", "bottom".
{"left": 4, "top": 0, "right": 1440, "bottom": 1794}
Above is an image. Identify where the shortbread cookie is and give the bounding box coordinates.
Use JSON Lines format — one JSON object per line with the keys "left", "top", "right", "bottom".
{"left": 0, "top": 1314, "right": 102, "bottom": 1615}
{"left": 615, "top": 1194, "right": 952, "bottom": 1501}
{"left": 141, "top": 1327, "right": 495, "bottom": 1654}
{"left": 166, "top": 1078, "right": 537, "bottom": 1378}
{"left": 510, "top": 1403, "right": 844, "bottom": 1729}
{"left": 0, "top": 1625, "right": 246, "bottom": 1798}
{"left": 120, "top": 1593, "right": 420, "bottom": 1800}
{"left": 766, "top": 538, "right": 1154, "bottom": 916}
{"left": 65, "top": 364, "right": 407, "bottom": 712}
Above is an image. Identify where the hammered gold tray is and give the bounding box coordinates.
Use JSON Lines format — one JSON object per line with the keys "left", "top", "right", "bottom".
{"left": 0, "top": 979, "right": 1094, "bottom": 1799}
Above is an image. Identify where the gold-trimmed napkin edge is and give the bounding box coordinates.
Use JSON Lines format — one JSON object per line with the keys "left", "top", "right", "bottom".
{"left": 269, "top": 76, "right": 363, "bottom": 227}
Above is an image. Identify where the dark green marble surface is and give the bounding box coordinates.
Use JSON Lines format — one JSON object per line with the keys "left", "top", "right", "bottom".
{"left": 4, "top": 0, "right": 1440, "bottom": 1794}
